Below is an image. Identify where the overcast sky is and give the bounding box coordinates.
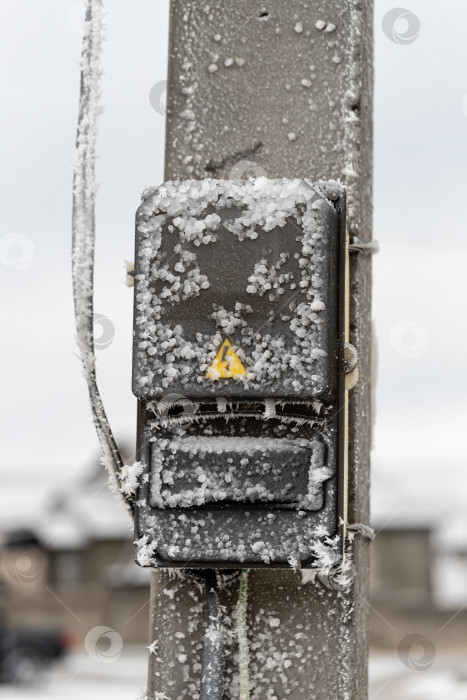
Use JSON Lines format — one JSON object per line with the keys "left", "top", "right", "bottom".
{"left": 1, "top": 1, "right": 467, "bottom": 527}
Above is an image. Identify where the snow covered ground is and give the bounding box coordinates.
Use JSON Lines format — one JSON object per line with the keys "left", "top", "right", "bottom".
{"left": 370, "top": 650, "right": 467, "bottom": 700}
{"left": 0, "top": 646, "right": 148, "bottom": 700}
{"left": 2, "top": 648, "right": 467, "bottom": 699}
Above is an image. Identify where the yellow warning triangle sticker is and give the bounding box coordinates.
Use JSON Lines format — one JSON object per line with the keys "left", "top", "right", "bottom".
{"left": 206, "top": 339, "right": 247, "bottom": 380}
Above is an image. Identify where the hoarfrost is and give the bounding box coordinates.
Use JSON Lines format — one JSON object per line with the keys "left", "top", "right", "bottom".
{"left": 148, "top": 640, "right": 159, "bottom": 655}
{"left": 204, "top": 624, "right": 224, "bottom": 647}
{"left": 71, "top": 0, "right": 132, "bottom": 516}
{"left": 122, "top": 461, "right": 144, "bottom": 495}
{"left": 150, "top": 436, "right": 331, "bottom": 512}
{"left": 135, "top": 535, "right": 158, "bottom": 567}
{"left": 133, "top": 179, "right": 334, "bottom": 399}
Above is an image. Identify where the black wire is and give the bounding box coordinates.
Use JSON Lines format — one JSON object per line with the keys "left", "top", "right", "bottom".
{"left": 199, "top": 570, "right": 225, "bottom": 700}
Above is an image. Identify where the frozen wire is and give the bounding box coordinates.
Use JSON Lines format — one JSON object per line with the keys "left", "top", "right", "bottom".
{"left": 199, "top": 570, "right": 226, "bottom": 700}
{"left": 71, "top": 0, "right": 133, "bottom": 516}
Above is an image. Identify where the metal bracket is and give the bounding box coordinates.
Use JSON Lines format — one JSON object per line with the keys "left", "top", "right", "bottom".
{"left": 125, "top": 260, "right": 135, "bottom": 287}
{"left": 344, "top": 342, "right": 359, "bottom": 390}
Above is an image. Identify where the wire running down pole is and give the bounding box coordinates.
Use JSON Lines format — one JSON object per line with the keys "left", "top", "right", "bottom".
{"left": 199, "top": 570, "right": 226, "bottom": 700}
{"left": 71, "top": 0, "right": 133, "bottom": 516}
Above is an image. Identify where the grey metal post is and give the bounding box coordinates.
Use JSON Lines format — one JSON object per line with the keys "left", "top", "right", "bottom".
{"left": 147, "top": 2, "right": 373, "bottom": 698}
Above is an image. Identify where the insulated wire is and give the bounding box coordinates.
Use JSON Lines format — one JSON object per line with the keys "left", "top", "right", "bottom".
{"left": 72, "top": 7, "right": 250, "bottom": 695}
{"left": 199, "top": 570, "right": 226, "bottom": 700}
{"left": 71, "top": 0, "right": 133, "bottom": 516}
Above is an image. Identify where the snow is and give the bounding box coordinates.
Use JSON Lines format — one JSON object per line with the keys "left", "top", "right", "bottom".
{"left": 216, "top": 397, "right": 227, "bottom": 413}
{"left": 0, "top": 647, "right": 147, "bottom": 700}
{"left": 369, "top": 651, "right": 467, "bottom": 700}
{"left": 0, "top": 465, "right": 133, "bottom": 553}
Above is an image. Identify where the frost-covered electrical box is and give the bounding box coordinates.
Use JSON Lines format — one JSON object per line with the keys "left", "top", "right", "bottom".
{"left": 131, "top": 178, "right": 347, "bottom": 569}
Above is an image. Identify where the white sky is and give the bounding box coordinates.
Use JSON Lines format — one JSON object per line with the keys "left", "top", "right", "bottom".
{"left": 1, "top": 1, "right": 467, "bottom": 527}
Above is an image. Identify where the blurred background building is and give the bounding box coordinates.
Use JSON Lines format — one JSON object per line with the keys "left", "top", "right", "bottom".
{"left": 2, "top": 451, "right": 467, "bottom": 650}
{"left": 0, "top": 449, "right": 150, "bottom": 645}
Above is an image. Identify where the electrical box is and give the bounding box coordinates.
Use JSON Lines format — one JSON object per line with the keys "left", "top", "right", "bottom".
{"left": 132, "top": 178, "right": 348, "bottom": 569}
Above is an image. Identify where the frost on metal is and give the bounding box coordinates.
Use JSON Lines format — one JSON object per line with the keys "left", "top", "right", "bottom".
{"left": 135, "top": 535, "right": 158, "bottom": 567}
{"left": 132, "top": 178, "right": 345, "bottom": 570}
{"left": 132, "top": 178, "right": 338, "bottom": 399}
{"left": 149, "top": 436, "right": 331, "bottom": 510}
{"left": 134, "top": 392, "right": 342, "bottom": 570}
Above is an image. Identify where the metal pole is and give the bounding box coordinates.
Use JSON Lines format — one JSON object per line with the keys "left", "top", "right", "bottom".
{"left": 147, "top": 1, "right": 373, "bottom": 697}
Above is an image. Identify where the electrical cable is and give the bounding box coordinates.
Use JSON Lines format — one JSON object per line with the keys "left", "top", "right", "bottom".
{"left": 199, "top": 570, "right": 226, "bottom": 700}
{"left": 71, "top": 6, "right": 249, "bottom": 697}
{"left": 183, "top": 569, "right": 246, "bottom": 699}
{"left": 71, "top": 0, "right": 133, "bottom": 516}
